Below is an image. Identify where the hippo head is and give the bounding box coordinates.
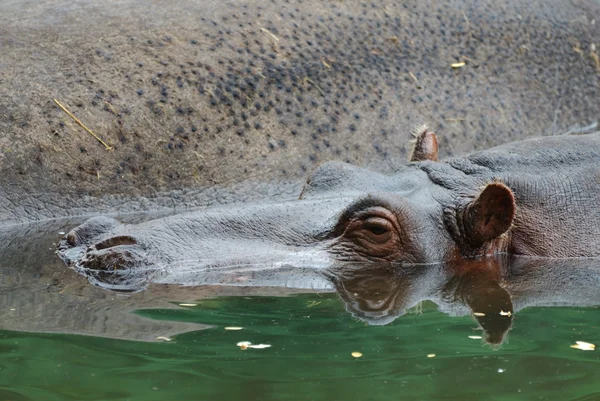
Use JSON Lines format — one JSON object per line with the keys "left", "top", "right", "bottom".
{"left": 298, "top": 128, "right": 515, "bottom": 263}
{"left": 58, "top": 129, "right": 517, "bottom": 290}
{"left": 301, "top": 165, "right": 515, "bottom": 264}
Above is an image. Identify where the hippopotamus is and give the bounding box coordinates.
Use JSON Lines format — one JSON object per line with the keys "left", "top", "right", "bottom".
{"left": 58, "top": 131, "right": 600, "bottom": 289}
{"left": 1, "top": 0, "right": 599, "bottom": 224}
{"left": 1, "top": 214, "right": 598, "bottom": 342}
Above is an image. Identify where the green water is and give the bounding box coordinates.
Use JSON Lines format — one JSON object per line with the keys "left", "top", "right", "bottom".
{"left": 1, "top": 295, "right": 598, "bottom": 401}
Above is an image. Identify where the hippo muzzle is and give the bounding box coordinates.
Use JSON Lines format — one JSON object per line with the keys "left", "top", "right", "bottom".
{"left": 58, "top": 197, "right": 350, "bottom": 290}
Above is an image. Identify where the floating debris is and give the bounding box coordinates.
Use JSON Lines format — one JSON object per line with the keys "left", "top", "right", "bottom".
{"left": 224, "top": 327, "right": 243, "bottom": 331}
{"left": 427, "top": 354, "right": 436, "bottom": 358}
{"left": 468, "top": 336, "right": 482, "bottom": 340}
{"left": 249, "top": 344, "right": 272, "bottom": 349}
{"left": 570, "top": 341, "right": 595, "bottom": 351}
{"left": 58, "top": 231, "right": 66, "bottom": 235}
{"left": 156, "top": 336, "right": 172, "bottom": 342}
{"left": 307, "top": 301, "right": 322, "bottom": 308}
{"left": 473, "top": 312, "right": 485, "bottom": 317}
{"left": 451, "top": 62, "right": 466, "bottom": 68}
{"left": 178, "top": 303, "right": 197, "bottom": 307}
{"left": 236, "top": 341, "right": 271, "bottom": 350}
{"left": 499, "top": 310, "right": 512, "bottom": 317}
{"left": 351, "top": 352, "right": 363, "bottom": 358}
{"left": 498, "top": 368, "right": 505, "bottom": 373}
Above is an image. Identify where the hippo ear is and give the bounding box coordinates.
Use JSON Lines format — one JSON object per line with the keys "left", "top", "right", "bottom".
{"left": 461, "top": 182, "right": 515, "bottom": 249}
{"left": 409, "top": 126, "right": 439, "bottom": 162}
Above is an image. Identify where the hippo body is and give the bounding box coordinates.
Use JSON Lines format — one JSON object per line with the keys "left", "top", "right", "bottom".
{"left": 59, "top": 132, "right": 600, "bottom": 290}
{"left": 1, "top": 0, "right": 599, "bottom": 224}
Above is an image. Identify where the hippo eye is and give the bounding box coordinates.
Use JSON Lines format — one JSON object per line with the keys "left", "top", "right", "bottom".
{"left": 340, "top": 207, "right": 401, "bottom": 258}
{"left": 362, "top": 217, "right": 393, "bottom": 244}
{"left": 368, "top": 226, "right": 386, "bottom": 235}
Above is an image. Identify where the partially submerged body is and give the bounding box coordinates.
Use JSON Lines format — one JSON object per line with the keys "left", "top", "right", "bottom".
{"left": 1, "top": 220, "right": 598, "bottom": 342}
{"left": 58, "top": 131, "right": 600, "bottom": 291}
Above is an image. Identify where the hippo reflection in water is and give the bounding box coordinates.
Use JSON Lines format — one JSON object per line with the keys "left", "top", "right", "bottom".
{"left": 327, "top": 256, "right": 600, "bottom": 345}
{"left": 58, "top": 130, "right": 600, "bottom": 290}
{"left": 3, "top": 216, "right": 599, "bottom": 344}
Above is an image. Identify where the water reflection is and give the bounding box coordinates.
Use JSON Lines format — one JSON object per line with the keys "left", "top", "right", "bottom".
{"left": 327, "top": 256, "right": 599, "bottom": 344}
{"left": 0, "top": 220, "right": 598, "bottom": 343}
{"left": 328, "top": 260, "right": 514, "bottom": 343}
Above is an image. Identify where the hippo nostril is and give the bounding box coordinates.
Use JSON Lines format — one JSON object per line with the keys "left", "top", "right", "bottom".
{"left": 94, "top": 236, "right": 138, "bottom": 250}
{"left": 65, "top": 231, "right": 79, "bottom": 246}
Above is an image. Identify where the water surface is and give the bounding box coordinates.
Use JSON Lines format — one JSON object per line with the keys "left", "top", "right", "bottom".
{"left": 1, "top": 296, "right": 598, "bottom": 401}
{"left": 0, "top": 220, "right": 598, "bottom": 401}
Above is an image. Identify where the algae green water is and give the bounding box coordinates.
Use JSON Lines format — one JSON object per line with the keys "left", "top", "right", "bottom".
{"left": 0, "top": 223, "right": 598, "bottom": 400}
{"left": 1, "top": 295, "right": 598, "bottom": 401}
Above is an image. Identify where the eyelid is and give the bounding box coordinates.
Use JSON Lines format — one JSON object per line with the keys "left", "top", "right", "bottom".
{"left": 355, "top": 207, "right": 395, "bottom": 219}
{"left": 330, "top": 197, "right": 422, "bottom": 262}
{"left": 355, "top": 207, "right": 401, "bottom": 233}
{"left": 363, "top": 217, "right": 393, "bottom": 231}
{"left": 338, "top": 208, "right": 400, "bottom": 256}
{"left": 345, "top": 208, "right": 400, "bottom": 240}
{"left": 330, "top": 197, "right": 412, "bottom": 240}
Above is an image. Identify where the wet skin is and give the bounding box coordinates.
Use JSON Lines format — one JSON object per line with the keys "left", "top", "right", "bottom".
{"left": 58, "top": 131, "right": 600, "bottom": 288}
{"left": 2, "top": 217, "right": 599, "bottom": 342}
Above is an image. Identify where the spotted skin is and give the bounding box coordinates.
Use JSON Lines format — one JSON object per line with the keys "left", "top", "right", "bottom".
{"left": 1, "top": 0, "right": 598, "bottom": 223}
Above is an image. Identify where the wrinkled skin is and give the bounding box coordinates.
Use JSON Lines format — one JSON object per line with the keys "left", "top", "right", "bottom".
{"left": 58, "top": 132, "right": 600, "bottom": 289}
{"left": 2, "top": 220, "right": 599, "bottom": 342}
{"left": 1, "top": 0, "right": 599, "bottom": 224}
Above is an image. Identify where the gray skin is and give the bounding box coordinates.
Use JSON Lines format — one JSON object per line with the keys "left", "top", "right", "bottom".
{"left": 58, "top": 132, "right": 600, "bottom": 292}
{"left": 0, "top": 218, "right": 320, "bottom": 342}
{"left": 2, "top": 218, "right": 598, "bottom": 342}
{"left": 1, "top": 0, "right": 599, "bottom": 224}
